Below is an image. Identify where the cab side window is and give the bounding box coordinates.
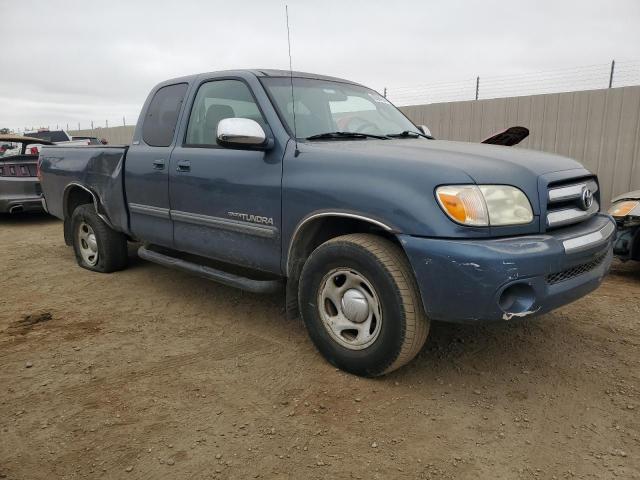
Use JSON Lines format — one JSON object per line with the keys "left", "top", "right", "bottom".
{"left": 142, "top": 83, "right": 188, "bottom": 147}
{"left": 185, "top": 80, "right": 266, "bottom": 146}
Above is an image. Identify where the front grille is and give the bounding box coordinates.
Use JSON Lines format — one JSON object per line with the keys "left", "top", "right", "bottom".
{"left": 546, "top": 177, "right": 599, "bottom": 230}
{"left": 545, "top": 252, "right": 607, "bottom": 285}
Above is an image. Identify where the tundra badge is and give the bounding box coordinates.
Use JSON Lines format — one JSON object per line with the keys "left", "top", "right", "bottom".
{"left": 228, "top": 211, "right": 274, "bottom": 225}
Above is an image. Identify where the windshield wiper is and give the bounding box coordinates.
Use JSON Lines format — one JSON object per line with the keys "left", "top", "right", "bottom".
{"left": 306, "top": 131, "right": 389, "bottom": 140}
{"left": 386, "top": 130, "right": 433, "bottom": 139}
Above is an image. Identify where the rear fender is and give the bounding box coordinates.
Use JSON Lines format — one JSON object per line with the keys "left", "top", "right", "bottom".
{"left": 62, "top": 183, "right": 115, "bottom": 245}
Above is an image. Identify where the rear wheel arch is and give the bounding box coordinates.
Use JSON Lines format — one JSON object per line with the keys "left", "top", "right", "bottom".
{"left": 62, "top": 183, "right": 110, "bottom": 245}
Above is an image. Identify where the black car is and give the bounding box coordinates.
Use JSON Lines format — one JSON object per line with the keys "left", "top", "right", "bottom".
{"left": 0, "top": 134, "right": 53, "bottom": 213}
{"left": 609, "top": 191, "right": 640, "bottom": 262}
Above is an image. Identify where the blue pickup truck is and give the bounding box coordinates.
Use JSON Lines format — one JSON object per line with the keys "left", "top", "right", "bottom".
{"left": 39, "top": 69, "right": 615, "bottom": 376}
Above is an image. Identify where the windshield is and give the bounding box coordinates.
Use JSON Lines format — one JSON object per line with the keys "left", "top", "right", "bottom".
{"left": 261, "top": 77, "right": 420, "bottom": 139}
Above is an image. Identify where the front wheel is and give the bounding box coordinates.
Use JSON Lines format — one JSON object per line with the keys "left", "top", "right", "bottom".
{"left": 71, "top": 204, "right": 128, "bottom": 273}
{"left": 299, "top": 234, "right": 429, "bottom": 377}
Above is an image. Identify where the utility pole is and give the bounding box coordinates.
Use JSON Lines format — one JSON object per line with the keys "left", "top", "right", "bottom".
{"left": 383, "top": 87, "right": 387, "bottom": 98}
{"left": 609, "top": 59, "right": 615, "bottom": 88}
{"left": 475, "top": 76, "right": 480, "bottom": 100}
{"left": 78, "top": 122, "right": 81, "bottom": 131}
{"left": 123, "top": 116, "right": 126, "bottom": 126}
{"left": 106, "top": 119, "right": 109, "bottom": 128}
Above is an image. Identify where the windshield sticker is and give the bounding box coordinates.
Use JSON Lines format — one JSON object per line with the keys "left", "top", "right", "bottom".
{"left": 368, "top": 92, "right": 391, "bottom": 104}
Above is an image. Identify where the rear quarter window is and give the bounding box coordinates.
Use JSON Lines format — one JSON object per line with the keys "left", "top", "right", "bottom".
{"left": 142, "top": 83, "right": 188, "bottom": 147}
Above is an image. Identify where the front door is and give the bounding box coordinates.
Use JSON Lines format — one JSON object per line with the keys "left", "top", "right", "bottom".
{"left": 168, "top": 78, "right": 283, "bottom": 273}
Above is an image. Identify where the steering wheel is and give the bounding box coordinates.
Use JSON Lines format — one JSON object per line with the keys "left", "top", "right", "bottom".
{"left": 344, "top": 116, "right": 379, "bottom": 134}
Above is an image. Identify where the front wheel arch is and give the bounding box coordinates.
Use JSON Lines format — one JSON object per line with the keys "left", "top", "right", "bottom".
{"left": 284, "top": 213, "right": 401, "bottom": 319}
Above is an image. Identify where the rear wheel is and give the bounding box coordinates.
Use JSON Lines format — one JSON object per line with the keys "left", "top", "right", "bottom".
{"left": 71, "top": 204, "right": 128, "bottom": 273}
{"left": 299, "top": 233, "right": 429, "bottom": 377}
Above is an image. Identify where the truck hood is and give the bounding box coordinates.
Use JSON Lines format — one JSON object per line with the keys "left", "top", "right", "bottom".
{"left": 294, "top": 138, "right": 591, "bottom": 237}
{"left": 304, "top": 138, "right": 584, "bottom": 183}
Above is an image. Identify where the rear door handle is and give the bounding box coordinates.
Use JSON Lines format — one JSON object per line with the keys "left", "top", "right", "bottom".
{"left": 176, "top": 160, "right": 191, "bottom": 172}
{"left": 152, "top": 159, "right": 165, "bottom": 170}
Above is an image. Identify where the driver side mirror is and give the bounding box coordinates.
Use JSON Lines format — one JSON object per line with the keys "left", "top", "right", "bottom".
{"left": 418, "top": 125, "right": 432, "bottom": 137}
{"left": 217, "top": 118, "right": 268, "bottom": 148}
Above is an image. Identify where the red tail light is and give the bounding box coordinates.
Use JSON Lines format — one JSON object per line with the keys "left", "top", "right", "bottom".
{"left": 29, "top": 146, "right": 39, "bottom": 155}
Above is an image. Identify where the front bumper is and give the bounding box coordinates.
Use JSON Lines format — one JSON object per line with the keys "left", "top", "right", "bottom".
{"left": 0, "top": 177, "right": 44, "bottom": 213}
{"left": 400, "top": 214, "right": 615, "bottom": 323}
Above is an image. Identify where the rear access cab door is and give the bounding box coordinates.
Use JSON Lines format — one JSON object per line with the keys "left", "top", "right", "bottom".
{"left": 125, "top": 82, "right": 189, "bottom": 247}
{"left": 168, "top": 73, "right": 287, "bottom": 274}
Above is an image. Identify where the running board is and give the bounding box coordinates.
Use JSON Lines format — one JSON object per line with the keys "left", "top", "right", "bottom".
{"left": 137, "top": 246, "right": 282, "bottom": 294}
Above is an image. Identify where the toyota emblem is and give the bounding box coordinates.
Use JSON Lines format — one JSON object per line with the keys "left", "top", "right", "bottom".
{"left": 581, "top": 187, "right": 594, "bottom": 210}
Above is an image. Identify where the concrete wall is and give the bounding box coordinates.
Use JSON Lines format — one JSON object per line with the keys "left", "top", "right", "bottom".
{"left": 400, "top": 86, "right": 640, "bottom": 208}
{"left": 68, "top": 125, "right": 135, "bottom": 145}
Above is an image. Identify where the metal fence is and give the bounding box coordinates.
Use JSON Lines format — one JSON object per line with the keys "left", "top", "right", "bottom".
{"left": 388, "top": 60, "right": 640, "bottom": 106}
{"left": 400, "top": 85, "right": 640, "bottom": 208}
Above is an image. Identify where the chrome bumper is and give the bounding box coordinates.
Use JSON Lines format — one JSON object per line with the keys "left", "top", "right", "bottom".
{"left": 562, "top": 220, "right": 616, "bottom": 253}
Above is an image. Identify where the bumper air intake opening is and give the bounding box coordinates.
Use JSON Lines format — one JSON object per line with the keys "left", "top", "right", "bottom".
{"left": 498, "top": 283, "right": 536, "bottom": 316}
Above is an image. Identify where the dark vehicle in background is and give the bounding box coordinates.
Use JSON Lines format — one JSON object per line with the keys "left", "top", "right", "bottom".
{"left": 609, "top": 191, "right": 640, "bottom": 262}
{"left": 25, "top": 129, "right": 91, "bottom": 146}
{"left": 0, "top": 134, "right": 53, "bottom": 213}
{"left": 39, "top": 69, "right": 615, "bottom": 376}
{"left": 25, "top": 129, "right": 72, "bottom": 143}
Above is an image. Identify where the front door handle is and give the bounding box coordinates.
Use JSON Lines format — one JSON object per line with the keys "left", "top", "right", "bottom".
{"left": 152, "top": 159, "right": 165, "bottom": 170}
{"left": 176, "top": 160, "right": 191, "bottom": 172}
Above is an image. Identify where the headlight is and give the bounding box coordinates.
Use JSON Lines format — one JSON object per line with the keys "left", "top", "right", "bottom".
{"left": 608, "top": 200, "right": 639, "bottom": 218}
{"left": 436, "top": 185, "right": 533, "bottom": 226}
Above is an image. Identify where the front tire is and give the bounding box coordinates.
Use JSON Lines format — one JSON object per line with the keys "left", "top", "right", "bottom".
{"left": 71, "top": 204, "right": 128, "bottom": 273}
{"left": 299, "top": 234, "right": 429, "bottom": 377}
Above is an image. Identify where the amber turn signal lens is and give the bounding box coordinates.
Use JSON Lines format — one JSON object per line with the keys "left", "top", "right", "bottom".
{"left": 435, "top": 185, "right": 489, "bottom": 226}
{"left": 437, "top": 192, "right": 467, "bottom": 222}
{"left": 608, "top": 200, "right": 639, "bottom": 218}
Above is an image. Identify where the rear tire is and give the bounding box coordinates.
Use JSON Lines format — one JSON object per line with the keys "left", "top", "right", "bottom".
{"left": 299, "top": 233, "right": 429, "bottom": 377}
{"left": 71, "top": 204, "right": 128, "bottom": 273}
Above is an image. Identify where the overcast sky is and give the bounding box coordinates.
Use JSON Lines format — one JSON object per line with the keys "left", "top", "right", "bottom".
{"left": 2, "top": 0, "right": 639, "bottom": 131}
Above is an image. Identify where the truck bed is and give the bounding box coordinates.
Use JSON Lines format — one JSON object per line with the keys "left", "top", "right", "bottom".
{"left": 39, "top": 145, "right": 130, "bottom": 233}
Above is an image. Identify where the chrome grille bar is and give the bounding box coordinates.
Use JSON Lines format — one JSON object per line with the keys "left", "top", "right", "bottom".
{"left": 548, "top": 179, "right": 598, "bottom": 203}
{"left": 547, "top": 200, "right": 599, "bottom": 228}
{"left": 562, "top": 221, "right": 615, "bottom": 253}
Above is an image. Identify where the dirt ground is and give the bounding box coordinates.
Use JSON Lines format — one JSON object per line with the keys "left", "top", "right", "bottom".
{"left": 1, "top": 213, "right": 638, "bottom": 480}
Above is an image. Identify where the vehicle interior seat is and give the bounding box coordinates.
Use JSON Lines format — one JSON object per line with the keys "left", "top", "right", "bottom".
{"left": 202, "top": 104, "right": 236, "bottom": 145}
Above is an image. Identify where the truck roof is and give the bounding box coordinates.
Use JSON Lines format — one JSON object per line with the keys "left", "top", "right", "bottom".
{"left": 159, "top": 69, "right": 363, "bottom": 87}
